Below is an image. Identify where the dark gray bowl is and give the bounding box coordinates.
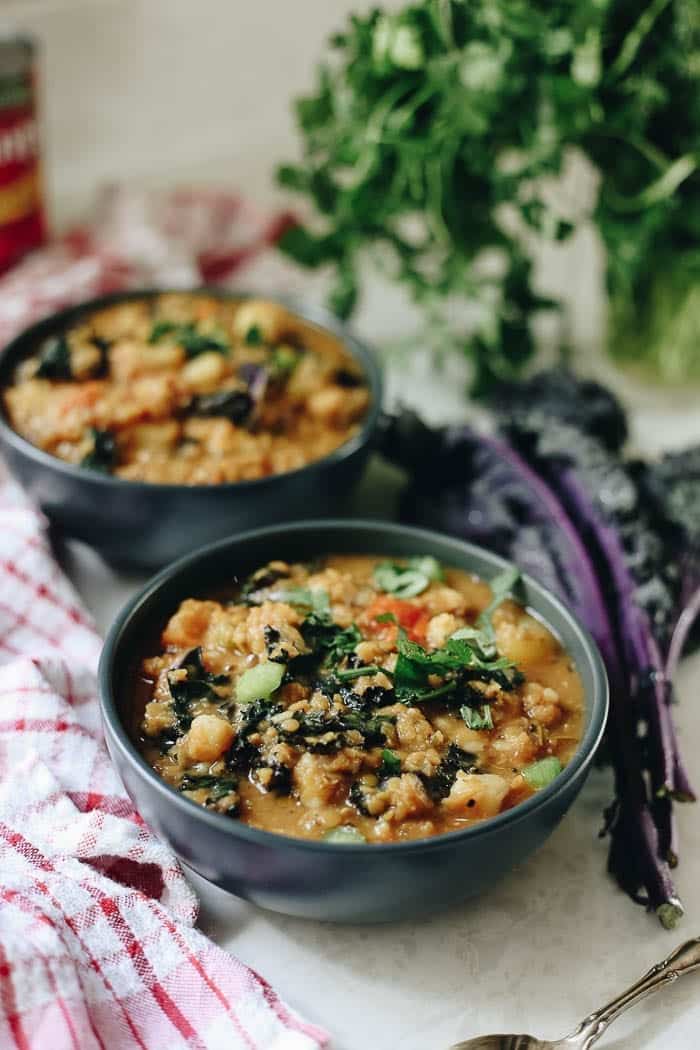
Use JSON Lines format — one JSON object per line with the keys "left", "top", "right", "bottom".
{"left": 0, "top": 290, "right": 383, "bottom": 570}
{"left": 99, "top": 519, "right": 609, "bottom": 923}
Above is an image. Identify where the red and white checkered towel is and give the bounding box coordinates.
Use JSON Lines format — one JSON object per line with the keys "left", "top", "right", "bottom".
{"left": 0, "top": 477, "right": 328, "bottom": 1050}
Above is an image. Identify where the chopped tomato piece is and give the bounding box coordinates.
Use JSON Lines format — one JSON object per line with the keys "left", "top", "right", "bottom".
{"left": 363, "top": 595, "right": 430, "bottom": 645}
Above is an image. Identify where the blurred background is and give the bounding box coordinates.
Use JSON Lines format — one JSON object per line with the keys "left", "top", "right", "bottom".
{"left": 1, "top": 0, "right": 698, "bottom": 429}
{"left": 4, "top": 0, "right": 367, "bottom": 219}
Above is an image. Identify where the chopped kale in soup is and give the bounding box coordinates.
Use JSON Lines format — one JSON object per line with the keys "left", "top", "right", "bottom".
{"left": 136, "top": 555, "right": 584, "bottom": 842}
{"left": 3, "top": 295, "right": 369, "bottom": 485}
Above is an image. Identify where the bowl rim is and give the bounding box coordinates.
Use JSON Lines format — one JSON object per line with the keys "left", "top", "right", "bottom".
{"left": 0, "top": 287, "right": 383, "bottom": 493}
{"left": 99, "top": 518, "right": 610, "bottom": 855}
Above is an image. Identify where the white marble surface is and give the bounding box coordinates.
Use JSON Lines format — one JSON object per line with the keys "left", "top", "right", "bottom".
{"left": 60, "top": 380, "right": 700, "bottom": 1050}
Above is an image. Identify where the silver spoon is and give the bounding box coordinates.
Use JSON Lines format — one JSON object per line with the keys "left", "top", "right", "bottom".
{"left": 451, "top": 937, "right": 700, "bottom": 1050}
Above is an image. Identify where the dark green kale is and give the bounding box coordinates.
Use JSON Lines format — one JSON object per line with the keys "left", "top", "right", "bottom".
{"left": 244, "top": 324, "right": 264, "bottom": 346}
{"left": 278, "top": 709, "right": 393, "bottom": 754}
{"left": 189, "top": 389, "right": 254, "bottom": 425}
{"left": 379, "top": 748, "right": 402, "bottom": 778}
{"left": 81, "top": 428, "right": 118, "bottom": 473}
{"left": 36, "top": 335, "right": 72, "bottom": 380}
{"left": 240, "top": 562, "right": 291, "bottom": 601}
{"left": 422, "top": 744, "right": 479, "bottom": 802}
{"left": 166, "top": 648, "right": 229, "bottom": 732}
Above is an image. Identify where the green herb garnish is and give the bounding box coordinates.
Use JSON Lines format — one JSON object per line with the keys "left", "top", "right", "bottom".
{"left": 460, "top": 704, "right": 494, "bottom": 731}
{"left": 470, "top": 564, "right": 521, "bottom": 656}
{"left": 373, "top": 555, "right": 444, "bottom": 598}
{"left": 333, "top": 664, "right": 381, "bottom": 682}
{"left": 149, "top": 320, "right": 230, "bottom": 357}
{"left": 257, "top": 586, "right": 331, "bottom": 621}
{"left": 270, "top": 345, "right": 300, "bottom": 376}
{"left": 379, "top": 748, "right": 402, "bottom": 778}
{"left": 148, "top": 320, "right": 178, "bottom": 344}
{"left": 245, "top": 324, "right": 264, "bottom": 346}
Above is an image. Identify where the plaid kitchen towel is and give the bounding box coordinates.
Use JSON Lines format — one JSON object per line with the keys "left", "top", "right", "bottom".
{"left": 0, "top": 477, "right": 328, "bottom": 1050}
{"left": 0, "top": 184, "right": 296, "bottom": 350}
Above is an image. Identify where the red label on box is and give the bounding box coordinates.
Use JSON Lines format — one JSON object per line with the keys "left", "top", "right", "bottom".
{"left": 0, "top": 88, "right": 46, "bottom": 273}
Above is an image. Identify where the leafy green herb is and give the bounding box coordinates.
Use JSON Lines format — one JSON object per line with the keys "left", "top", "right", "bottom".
{"left": 179, "top": 774, "right": 219, "bottom": 792}
{"left": 36, "top": 336, "right": 72, "bottom": 380}
{"left": 149, "top": 320, "right": 178, "bottom": 344}
{"left": 481, "top": 566, "right": 521, "bottom": 622}
{"left": 522, "top": 756, "right": 563, "bottom": 790}
{"left": 460, "top": 703, "right": 493, "bottom": 730}
{"left": 270, "top": 345, "right": 300, "bottom": 376}
{"left": 373, "top": 555, "right": 444, "bottom": 598}
{"left": 149, "top": 320, "right": 230, "bottom": 358}
{"left": 81, "top": 428, "right": 118, "bottom": 474}
{"left": 468, "top": 564, "right": 521, "bottom": 656}
{"left": 245, "top": 324, "right": 264, "bottom": 346}
{"left": 379, "top": 748, "right": 402, "bottom": 778}
{"left": 249, "top": 586, "right": 332, "bottom": 622}
{"left": 310, "top": 622, "right": 361, "bottom": 665}
{"left": 206, "top": 778, "right": 239, "bottom": 802}
{"left": 333, "top": 664, "right": 381, "bottom": 682}
{"left": 236, "top": 661, "right": 286, "bottom": 705}
{"left": 279, "top": 2, "right": 700, "bottom": 389}
{"left": 391, "top": 616, "right": 520, "bottom": 706}
{"left": 449, "top": 624, "right": 497, "bottom": 660}
{"left": 323, "top": 825, "right": 366, "bottom": 844}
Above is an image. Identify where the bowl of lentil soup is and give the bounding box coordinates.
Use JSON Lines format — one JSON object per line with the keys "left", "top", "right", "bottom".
{"left": 0, "top": 290, "right": 382, "bottom": 568}
{"left": 100, "top": 520, "right": 608, "bottom": 922}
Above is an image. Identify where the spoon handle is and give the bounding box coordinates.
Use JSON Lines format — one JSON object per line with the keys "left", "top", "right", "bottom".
{"left": 569, "top": 937, "right": 700, "bottom": 1049}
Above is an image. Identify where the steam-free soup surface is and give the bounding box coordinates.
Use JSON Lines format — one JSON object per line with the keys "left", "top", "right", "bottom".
{"left": 137, "top": 555, "right": 584, "bottom": 843}
{"left": 3, "top": 295, "right": 369, "bottom": 484}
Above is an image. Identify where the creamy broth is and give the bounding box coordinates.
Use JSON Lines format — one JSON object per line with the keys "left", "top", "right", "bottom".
{"left": 3, "top": 295, "right": 369, "bottom": 485}
{"left": 136, "top": 555, "right": 584, "bottom": 843}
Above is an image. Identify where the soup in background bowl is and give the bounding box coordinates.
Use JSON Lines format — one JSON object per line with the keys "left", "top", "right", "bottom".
{"left": 0, "top": 293, "right": 382, "bottom": 568}
{"left": 3, "top": 293, "right": 369, "bottom": 485}
{"left": 100, "top": 521, "right": 607, "bottom": 921}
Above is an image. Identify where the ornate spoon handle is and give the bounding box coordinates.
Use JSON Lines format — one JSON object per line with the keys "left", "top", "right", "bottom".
{"left": 567, "top": 938, "right": 700, "bottom": 1049}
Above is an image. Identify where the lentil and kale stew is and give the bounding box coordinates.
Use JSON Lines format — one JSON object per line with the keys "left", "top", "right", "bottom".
{"left": 2, "top": 294, "right": 369, "bottom": 484}
{"left": 136, "top": 555, "right": 584, "bottom": 843}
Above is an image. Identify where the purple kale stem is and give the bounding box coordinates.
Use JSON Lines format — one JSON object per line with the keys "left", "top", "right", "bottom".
{"left": 476, "top": 435, "right": 625, "bottom": 678}
{"left": 389, "top": 415, "right": 685, "bottom": 923}
{"left": 478, "top": 440, "right": 684, "bottom": 917}
{"left": 666, "top": 584, "right": 700, "bottom": 683}
{"left": 637, "top": 807, "right": 684, "bottom": 928}
{"left": 652, "top": 793, "right": 679, "bottom": 867}
{"left": 549, "top": 464, "right": 687, "bottom": 802}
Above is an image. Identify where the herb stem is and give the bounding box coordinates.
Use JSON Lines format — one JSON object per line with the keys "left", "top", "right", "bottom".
{"left": 412, "top": 680, "right": 457, "bottom": 703}
{"left": 334, "top": 665, "right": 382, "bottom": 682}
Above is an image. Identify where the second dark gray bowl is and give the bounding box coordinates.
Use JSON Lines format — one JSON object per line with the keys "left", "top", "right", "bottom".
{"left": 0, "top": 290, "right": 383, "bottom": 569}
{"left": 99, "top": 520, "right": 608, "bottom": 923}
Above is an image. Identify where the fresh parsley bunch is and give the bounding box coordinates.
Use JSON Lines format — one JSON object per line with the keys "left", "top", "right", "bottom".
{"left": 278, "top": 0, "right": 699, "bottom": 391}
